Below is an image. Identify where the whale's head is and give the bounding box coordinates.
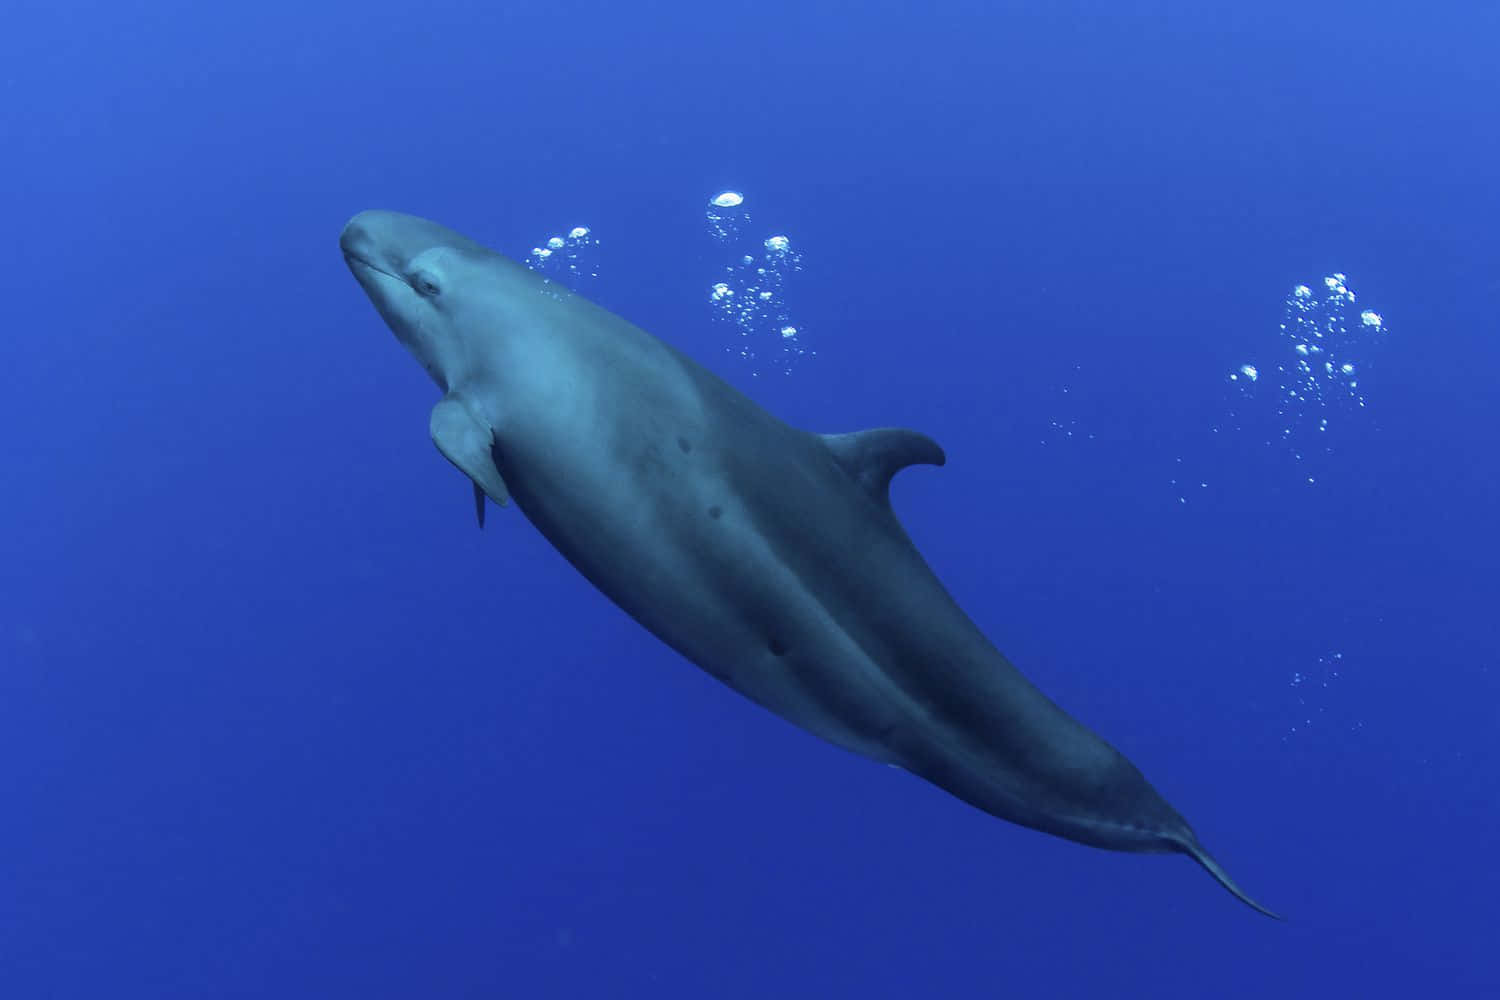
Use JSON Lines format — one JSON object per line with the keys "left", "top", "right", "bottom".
{"left": 340, "top": 209, "right": 523, "bottom": 391}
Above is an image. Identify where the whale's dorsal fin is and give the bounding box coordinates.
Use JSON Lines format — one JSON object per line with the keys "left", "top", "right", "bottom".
{"left": 821, "top": 428, "right": 945, "bottom": 507}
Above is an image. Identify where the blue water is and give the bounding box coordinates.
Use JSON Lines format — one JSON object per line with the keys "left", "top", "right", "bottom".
{"left": 4, "top": 1, "right": 1497, "bottom": 995}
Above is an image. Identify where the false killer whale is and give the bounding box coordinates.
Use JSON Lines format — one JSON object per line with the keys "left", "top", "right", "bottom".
{"left": 340, "top": 209, "right": 1278, "bottom": 918}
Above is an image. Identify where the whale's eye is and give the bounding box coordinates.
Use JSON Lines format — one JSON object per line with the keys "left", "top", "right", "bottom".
{"left": 410, "top": 269, "right": 442, "bottom": 298}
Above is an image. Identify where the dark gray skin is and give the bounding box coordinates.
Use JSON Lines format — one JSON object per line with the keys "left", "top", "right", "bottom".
{"left": 340, "top": 210, "right": 1279, "bottom": 918}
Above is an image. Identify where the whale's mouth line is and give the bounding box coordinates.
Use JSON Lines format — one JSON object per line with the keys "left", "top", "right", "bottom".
{"left": 342, "top": 251, "right": 398, "bottom": 283}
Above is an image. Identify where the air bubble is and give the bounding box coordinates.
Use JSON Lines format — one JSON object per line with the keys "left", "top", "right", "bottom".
{"left": 1227, "top": 272, "right": 1389, "bottom": 480}
{"left": 526, "top": 224, "right": 602, "bottom": 286}
{"left": 706, "top": 189, "right": 810, "bottom": 375}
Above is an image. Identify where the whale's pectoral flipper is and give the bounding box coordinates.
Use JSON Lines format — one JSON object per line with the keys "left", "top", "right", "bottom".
{"left": 822, "top": 428, "right": 946, "bottom": 506}
{"left": 429, "top": 396, "right": 510, "bottom": 527}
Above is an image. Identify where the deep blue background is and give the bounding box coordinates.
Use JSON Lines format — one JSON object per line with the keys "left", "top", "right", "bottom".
{"left": 3, "top": 1, "right": 1497, "bottom": 995}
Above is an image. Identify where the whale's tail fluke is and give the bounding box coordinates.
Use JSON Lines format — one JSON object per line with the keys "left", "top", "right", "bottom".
{"left": 1174, "top": 835, "right": 1283, "bottom": 920}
